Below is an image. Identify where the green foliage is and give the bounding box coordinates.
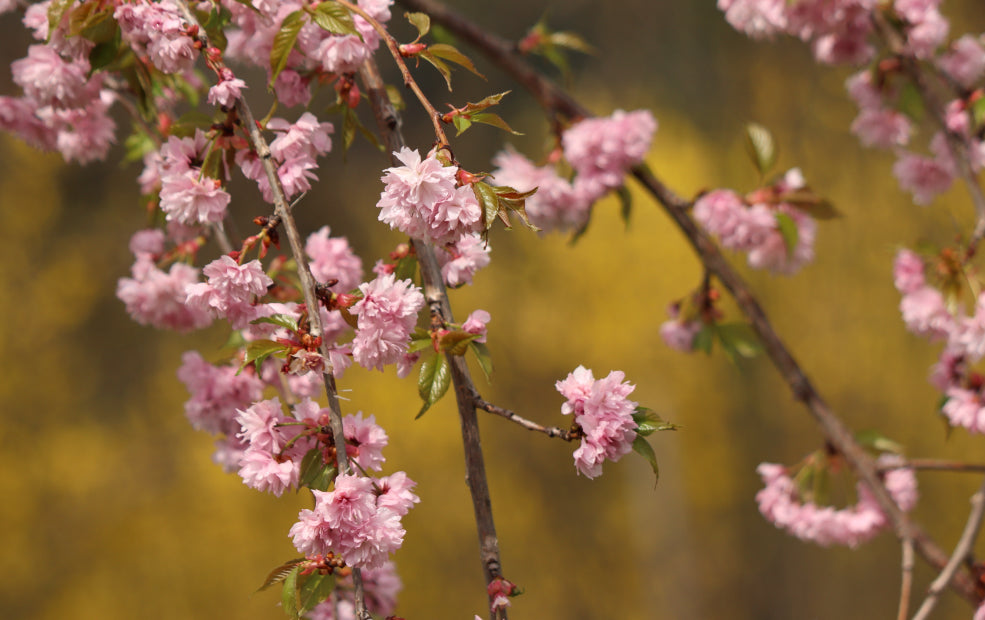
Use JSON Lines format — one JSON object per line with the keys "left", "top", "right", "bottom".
{"left": 269, "top": 10, "right": 307, "bottom": 87}
{"left": 854, "top": 429, "right": 903, "bottom": 455}
{"left": 632, "top": 435, "right": 659, "bottom": 483}
{"left": 405, "top": 11, "right": 431, "bottom": 39}
{"left": 469, "top": 341, "right": 494, "bottom": 382}
{"left": 774, "top": 212, "right": 799, "bottom": 255}
{"left": 417, "top": 354, "right": 451, "bottom": 418}
{"left": 632, "top": 407, "right": 679, "bottom": 436}
{"left": 258, "top": 559, "right": 306, "bottom": 592}
{"left": 744, "top": 122, "right": 776, "bottom": 179}
{"left": 251, "top": 314, "right": 300, "bottom": 333}
{"left": 311, "top": 2, "right": 359, "bottom": 37}
{"left": 298, "top": 448, "right": 338, "bottom": 492}
{"left": 241, "top": 339, "right": 291, "bottom": 373}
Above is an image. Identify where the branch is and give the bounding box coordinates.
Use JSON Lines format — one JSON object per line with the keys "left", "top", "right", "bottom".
{"left": 912, "top": 478, "right": 985, "bottom": 620}
{"left": 358, "top": 57, "right": 508, "bottom": 620}
{"left": 474, "top": 397, "right": 576, "bottom": 440}
{"left": 172, "top": 3, "right": 370, "bottom": 617}
{"left": 899, "top": 536, "right": 915, "bottom": 620}
{"left": 397, "top": 0, "right": 980, "bottom": 603}
{"left": 880, "top": 459, "right": 985, "bottom": 474}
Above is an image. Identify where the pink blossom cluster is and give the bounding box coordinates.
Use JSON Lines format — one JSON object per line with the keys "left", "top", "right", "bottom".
{"left": 289, "top": 471, "right": 419, "bottom": 569}
{"left": 491, "top": 110, "right": 656, "bottom": 233}
{"left": 306, "top": 226, "right": 364, "bottom": 292}
{"left": 891, "top": 248, "right": 985, "bottom": 434}
{"left": 117, "top": 256, "right": 213, "bottom": 332}
{"left": 145, "top": 129, "right": 232, "bottom": 225}
{"left": 720, "top": 0, "right": 950, "bottom": 66}
{"left": 556, "top": 366, "right": 639, "bottom": 479}
{"left": 349, "top": 274, "right": 425, "bottom": 371}
{"left": 659, "top": 303, "right": 704, "bottom": 352}
{"left": 755, "top": 455, "right": 918, "bottom": 547}
{"left": 436, "top": 233, "right": 492, "bottom": 288}
{"left": 692, "top": 171, "right": 817, "bottom": 275}
{"left": 235, "top": 397, "right": 390, "bottom": 497}
{"left": 376, "top": 148, "right": 483, "bottom": 246}
{"left": 306, "top": 561, "right": 402, "bottom": 620}
{"left": 1, "top": 7, "right": 117, "bottom": 164}
{"left": 221, "top": 0, "right": 393, "bottom": 107}
{"left": 178, "top": 351, "right": 265, "bottom": 438}
{"left": 185, "top": 256, "right": 273, "bottom": 327}
{"left": 238, "top": 113, "right": 334, "bottom": 203}
{"left": 114, "top": 0, "right": 197, "bottom": 74}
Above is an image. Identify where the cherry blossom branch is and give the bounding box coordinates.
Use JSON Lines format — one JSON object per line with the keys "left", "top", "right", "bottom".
{"left": 358, "top": 57, "right": 508, "bottom": 620}
{"left": 395, "top": 0, "right": 980, "bottom": 603}
{"left": 871, "top": 13, "right": 985, "bottom": 251}
{"left": 912, "top": 478, "right": 985, "bottom": 620}
{"left": 474, "top": 397, "right": 576, "bottom": 440}
{"left": 336, "top": 0, "right": 450, "bottom": 148}
{"left": 880, "top": 459, "right": 985, "bottom": 474}
{"left": 898, "top": 536, "right": 915, "bottom": 620}
{"left": 172, "top": 2, "right": 371, "bottom": 616}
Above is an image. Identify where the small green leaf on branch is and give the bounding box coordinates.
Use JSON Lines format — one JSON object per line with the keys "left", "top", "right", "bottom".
{"left": 241, "top": 339, "right": 290, "bottom": 373}
{"left": 469, "top": 341, "right": 494, "bottom": 382}
{"left": 269, "top": 10, "right": 307, "bottom": 87}
{"left": 438, "top": 330, "right": 478, "bottom": 356}
{"left": 251, "top": 314, "right": 300, "bottom": 333}
{"left": 298, "top": 448, "right": 338, "bottom": 491}
{"left": 617, "top": 185, "right": 632, "bottom": 228}
{"left": 258, "top": 558, "right": 306, "bottom": 592}
{"left": 417, "top": 354, "right": 450, "bottom": 418}
{"left": 281, "top": 565, "right": 301, "bottom": 619}
{"left": 297, "top": 572, "right": 336, "bottom": 615}
{"left": 632, "top": 407, "right": 679, "bottom": 437}
{"left": 311, "top": 1, "right": 359, "bottom": 37}
{"left": 774, "top": 212, "right": 799, "bottom": 255}
{"left": 632, "top": 435, "right": 660, "bottom": 484}
{"left": 715, "top": 322, "right": 763, "bottom": 360}
{"left": 744, "top": 122, "right": 776, "bottom": 178}
{"left": 854, "top": 429, "right": 904, "bottom": 455}
{"left": 427, "top": 43, "right": 484, "bottom": 80}
{"left": 693, "top": 325, "right": 714, "bottom": 354}
{"left": 781, "top": 190, "right": 841, "bottom": 220}
{"left": 405, "top": 11, "right": 431, "bottom": 39}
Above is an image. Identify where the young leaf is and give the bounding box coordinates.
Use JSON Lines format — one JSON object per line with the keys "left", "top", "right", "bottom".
{"left": 897, "top": 81, "right": 925, "bottom": 122}
{"left": 469, "top": 341, "right": 494, "bottom": 382}
{"left": 312, "top": 1, "right": 359, "bottom": 37}
{"left": 420, "top": 51, "right": 453, "bottom": 90}
{"left": 548, "top": 31, "right": 596, "bottom": 54}
{"left": 407, "top": 336, "right": 434, "bottom": 354}
{"left": 715, "top": 322, "right": 763, "bottom": 359}
{"left": 473, "top": 181, "right": 502, "bottom": 230}
{"left": 281, "top": 565, "right": 301, "bottom": 619}
{"left": 298, "top": 572, "right": 337, "bottom": 615}
{"left": 854, "top": 429, "right": 904, "bottom": 455}
{"left": 774, "top": 212, "right": 799, "bottom": 255}
{"left": 417, "top": 354, "right": 451, "bottom": 418}
{"left": 453, "top": 115, "right": 473, "bottom": 136}
{"left": 438, "top": 330, "right": 478, "bottom": 356}
{"left": 617, "top": 185, "right": 632, "bottom": 228}
{"left": 632, "top": 435, "right": 660, "bottom": 483}
{"left": 242, "top": 339, "right": 290, "bottom": 372}
{"left": 405, "top": 11, "right": 431, "bottom": 39}
{"left": 427, "top": 43, "right": 485, "bottom": 80}
{"left": 258, "top": 558, "right": 306, "bottom": 592}
{"left": 744, "top": 122, "right": 776, "bottom": 177}
{"left": 632, "top": 407, "right": 679, "bottom": 437}
{"left": 47, "top": 0, "right": 74, "bottom": 37}
{"left": 251, "top": 314, "right": 300, "bottom": 333}
{"left": 393, "top": 255, "right": 418, "bottom": 283}
{"left": 471, "top": 113, "right": 522, "bottom": 135}
{"left": 269, "top": 10, "right": 306, "bottom": 87}
{"left": 693, "top": 325, "right": 714, "bottom": 354}
{"left": 385, "top": 84, "right": 406, "bottom": 110}
{"left": 781, "top": 191, "right": 841, "bottom": 220}
{"left": 298, "top": 448, "right": 338, "bottom": 491}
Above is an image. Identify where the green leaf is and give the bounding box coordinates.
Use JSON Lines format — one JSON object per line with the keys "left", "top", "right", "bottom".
{"left": 269, "top": 10, "right": 306, "bottom": 88}
{"left": 972, "top": 96, "right": 985, "bottom": 129}
{"left": 47, "top": 0, "right": 74, "bottom": 37}
{"left": 407, "top": 336, "right": 433, "bottom": 354}
{"left": 632, "top": 435, "right": 659, "bottom": 483}
{"left": 420, "top": 51, "right": 453, "bottom": 91}
{"left": 438, "top": 330, "right": 478, "bottom": 356}
{"left": 393, "top": 255, "right": 418, "bottom": 283}
{"left": 452, "top": 115, "right": 473, "bottom": 136}
{"left": 897, "top": 81, "right": 925, "bottom": 122}
{"left": 774, "top": 212, "right": 799, "bottom": 255}
{"left": 493, "top": 184, "right": 541, "bottom": 232}
{"left": 631, "top": 407, "right": 679, "bottom": 437}
{"left": 744, "top": 122, "right": 776, "bottom": 177}
{"left": 427, "top": 43, "right": 485, "bottom": 80}
{"left": 469, "top": 341, "right": 494, "bottom": 382}
{"left": 854, "top": 429, "right": 904, "bottom": 455}
{"left": 780, "top": 191, "right": 841, "bottom": 220}
{"left": 123, "top": 129, "right": 155, "bottom": 163}
{"left": 471, "top": 113, "right": 522, "bottom": 135}
{"left": 548, "top": 31, "right": 596, "bottom": 54}
{"left": 258, "top": 558, "right": 306, "bottom": 592}
{"left": 617, "top": 185, "right": 632, "bottom": 228}
{"left": 251, "top": 314, "right": 300, "bottom": 333}
{"left": 281, "top": 565, "right": 301, "bottom": 619}
{"left": 200, "top": 144, "right": 225, "bottom": 182}
{"left": 202, "top": 6, "right": 230, "bottom": 52}
{"left": 88, "top": 35, "right": 122, "bottom": 73}
{"left": 298, "top": 448, "right": 338, "bottom": 491}
{"left": 417, "top": 354, "right": 450, "bottom": 418}
{"left": 405, "top": 11, "right": 431, "bottom": 39}
{"left": 241, "top": 339, "right": 290, "bottom": 372}
{"left": 312, "top": 1, "right": 359, "bottom": 37}
{"left": 385, "top": 84, "right": 405, "bottom": 111}
{"left": 298, "top": 572, "right": 336, "bottom": 615}
{"left": 715, "top": 322, "right": 763, "bottom": 359}
{"left": 474, "top": 181, "right": 502, "bottom": 231}
{"left": 693, "top": 325, "right": 714, "bottom": 354}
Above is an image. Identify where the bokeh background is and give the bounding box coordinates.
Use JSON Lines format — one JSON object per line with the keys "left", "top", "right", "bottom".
{"left": 3, "top": 1, "right": 985, "bottom": 618}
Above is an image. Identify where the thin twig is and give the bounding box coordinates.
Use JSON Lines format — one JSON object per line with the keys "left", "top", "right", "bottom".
{"left": 359, "top": 57, "right": 507, "bottom": 620}
{"left": 172, "top": 3, "right": 370, "bottom": 617}
{"left": 912, "top": 479, "right": 985, "bottom": 620}
{"left": 474, "top": 397, "right": 575, "bottom": 440}
{"left": 899, "top": 536, "right": 915, "bottom": 620}
{"left": 396, "top": 0, "right": 980, "bottom": 603}
{"left": 881, "top": 459, "right": 985, "bottom": 474}
{"left": 336, "top": 0, "right": 450, "bottom": 148}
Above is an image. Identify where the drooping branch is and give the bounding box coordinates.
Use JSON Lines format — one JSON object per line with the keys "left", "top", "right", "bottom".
{"left": 173, "top": 2, "right": 370, "bottom": 616}
{"left": 474, "top": 397, "right": 576, "bottom": 440}
{"left": 898, "top": 536, "right": 915, "bottom": 620}
{"left": 396, "top": 0, "right": 980, "bottom": 603}
{"left": 358, "top": 57, "right": 508, "bottom": 620}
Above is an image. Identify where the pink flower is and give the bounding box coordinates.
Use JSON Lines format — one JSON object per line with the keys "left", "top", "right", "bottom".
{"left": 375, "top": 471, "right": 420, "bottom": 516}
{"left": 717, "top": 0, "right": 788, "bottom": 39}
{"left": 899, "top": 286, "right": 954, "bottom": 340}
{"left": 893, "top": 151, "right": 953, "bottom": 205}
{"left": 316, "top": 35, "right": 372, "bottom": 74}
{"left": 437, "top": 233, "right": 491, "bottom": 288}
{"left": 462, "top": 309, "right": 491, "bottom": 343}
{"left": 562, "top": 109, "right": 657, "bottom": 191}
{"left": 893, "top": 248, "right": 925, "bottom": 294}
{"left": 491, "top": 148, "right": 589, "bottom": 233}
{"left": 659, "top": 304, "right": 703, "bottom": 353}
{"left": 185, "top": 256, "right": 272, "bottom": 325}
{"left": 350, "top": 274, "right": 425, "bottom": 371}
{"left": 115, "top": 0, "right": 196, "bottom": 74}
{"left": 377, "top": 148, "right": 481, "bottom": 245}
{"left": 236, "top": 397, "right": 289, "bottom": 452}
{"left": 238, "top": 446, "right": 299, "bottom": 496}
{"left": 942, "top": 387, "right": 985, "bottom": 434}
{"left": 306, "top": 226, "right": 363, "bottom": 292}
{"left": 938, "top": 35, "right": 985, "bottom": 88}
{"left": 556, "top": 366, "right": 638, "bottom": 478}
{"left": 746, "top": 205, "right": 816, "bottom": 275}
{"left": 117, "top": 257, "right": 213, "bottom": 331}
{"left": 207, "top": 76, "right": 247, "bottom": 107}
{"left": 129, "top": 229, "right": 166, "bottom": 257}
{"left": 850, "top": 108, "right": 912, "bottom": 149}
{"left": 273, "top": 70, "right": 312, "bottom": 108}
{"left": 344, "top": 413, "right": 389, "bottom": 472}
{"left": 178, "top": 351, "right": 265, "bottom": 436}
{"left": 11, "top": 44, "right": 90, "bottom": 107}
{"left": 693, "top": 190, "right": 772, "bottom": 252}
{"left": 159, "top": 172, "right": 231, "bottom": 225}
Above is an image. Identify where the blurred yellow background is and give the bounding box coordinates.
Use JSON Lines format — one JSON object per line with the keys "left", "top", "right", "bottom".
{"left": 3, "top": 1, "right": 985, "bottom": 619}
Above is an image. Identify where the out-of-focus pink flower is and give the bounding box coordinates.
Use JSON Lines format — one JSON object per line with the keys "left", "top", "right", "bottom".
{"left": 117, "top": 257, "right": 213, "bottom": 331}
{"left": 938, "top": 35, "right": 985, "bottom": 87}
{"left": 491, "top": 148, "right": 589, "bottom": 233}
{"left": 893, "top": 151, "right": 953, "bottom": 205}
{"left": 179, "top": 351, "right": 264, "bottom": 436}
{"left": 899, "top": 286, "right": 954, "bottom": 340}
{"left": 850, "top": 108, "right": 912, "bottom": 149}
{"left": 942, "top": 387, "right": 985, "bottom": 434}
{"left": 717, "top": 0, "right": 788, "bottom": 39}
{"left": 893, "top": 248, "right": 926, "bottom": 294}
{"left": 561, "top": 109, "right": 657, "bottom": 191}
